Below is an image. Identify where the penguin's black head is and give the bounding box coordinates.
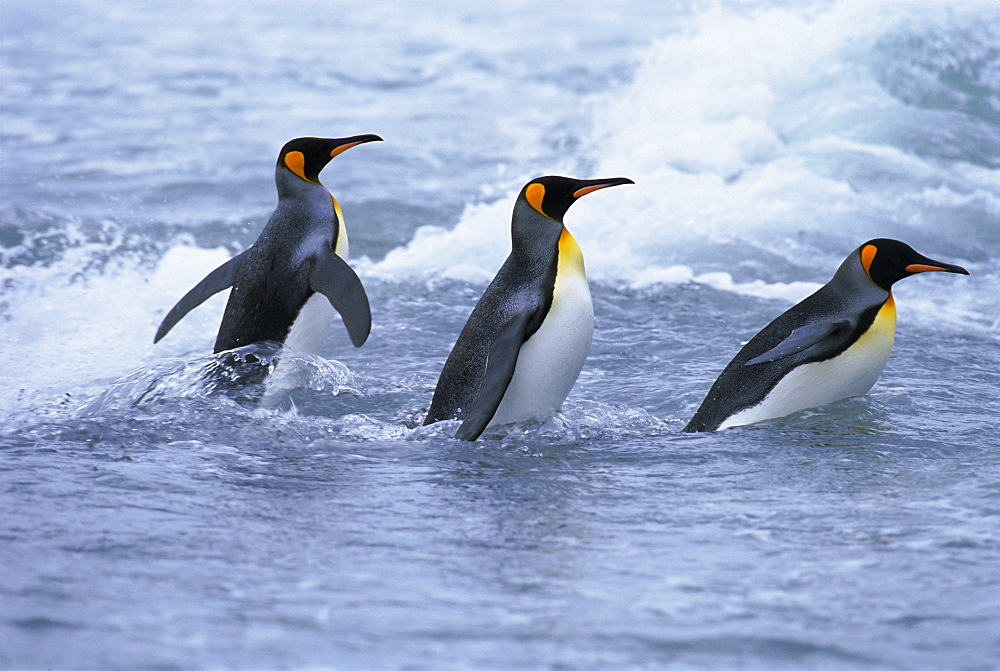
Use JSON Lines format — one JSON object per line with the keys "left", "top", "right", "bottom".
{"left": 278, "top": 134, "right": 382, "bottom": 184}
{"left": 859, "top": 238, "right": 969, "bottom": 290}
{"left": 520, "top": 175, "right": 634, "bottom": 223}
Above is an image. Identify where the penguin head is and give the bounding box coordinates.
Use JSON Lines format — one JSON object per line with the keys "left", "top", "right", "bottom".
{"left": 277, "top": 134, "right": 383, "bottom": 184}
{"left": 858, "top": 238, "right": 969, "bottom": 290}
{"left": 519, "top": 175, "right": 634, "bottom": 223}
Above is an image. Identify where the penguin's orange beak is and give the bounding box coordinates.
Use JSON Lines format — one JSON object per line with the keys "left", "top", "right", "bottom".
{"left": 905, "top": 261, "right": 969, "bottom": 275}
{"left": 572, "top": 178, "right": 635, "bottom": 199}
{"left": 328, "top": 134, "right": 383, "bottom": 159}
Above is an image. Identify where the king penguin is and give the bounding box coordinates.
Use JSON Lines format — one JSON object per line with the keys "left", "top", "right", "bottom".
{"left": 684, "top": 239, "right": 969, "bottom": 432}
{"left": 423, "top": 175, "right": 633, "bottom": 441}
{"left": 154, "top": 135, "right": 381, "bottom": 356}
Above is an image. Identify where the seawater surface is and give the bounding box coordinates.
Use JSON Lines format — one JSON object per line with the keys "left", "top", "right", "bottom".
{"left": 2, "top": 1, "right": 999, "bottom": 669}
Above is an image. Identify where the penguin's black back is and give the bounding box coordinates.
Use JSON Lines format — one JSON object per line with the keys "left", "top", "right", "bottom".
{"left": 213, "top": 192, "right": 336, "bottom": 353}
{"left": 213, "top": 247, "right": 312, "bottom": 352}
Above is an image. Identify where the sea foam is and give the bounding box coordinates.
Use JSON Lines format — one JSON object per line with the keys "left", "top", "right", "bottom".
{"left": 372, "top": 2, "right": 1000, "bottom": 333}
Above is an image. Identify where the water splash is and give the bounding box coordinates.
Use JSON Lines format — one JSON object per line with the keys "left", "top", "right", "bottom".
{"left": 372, "top": 2, "right": 1000, "bottom": 335}
{"left": 76, "top": 343, "right": 356, "bottom": 417}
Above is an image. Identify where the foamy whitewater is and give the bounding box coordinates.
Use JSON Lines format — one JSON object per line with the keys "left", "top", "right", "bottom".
{"left": 2, "top": 1, "right": 999, "bottom": 668}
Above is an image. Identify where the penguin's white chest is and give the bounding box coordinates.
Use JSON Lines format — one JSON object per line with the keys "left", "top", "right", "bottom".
{"left": 489, "top": 230, "right": 593, "bottom": 428}
{"left": 720, "top": 296, "right": 897, "bottom": 430}
{"left": 283, "top": 292, "right": 336, "bottom": 355}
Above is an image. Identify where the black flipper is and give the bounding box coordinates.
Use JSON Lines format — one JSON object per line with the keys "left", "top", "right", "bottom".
{"left": 455, "top": 311, "right": 533, "bottom": 441}
{"left": 745, "top": 318, "right": 855, "bottom": 366}
{"left": 154, "top": 249, "right": 249, "bottom": 343}
{"left": 309, "top": 246, "right": 371, "bottom": 347}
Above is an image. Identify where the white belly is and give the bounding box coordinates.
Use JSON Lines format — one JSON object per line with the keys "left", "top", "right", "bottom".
{"left": 489, "top": 268, "right": 593, "bottom": 428}
{"left": 720, "top": 298, "right": 897, "bottom": 430}
{"left": 283, "top": 292, "right": 335, "bottom": 355}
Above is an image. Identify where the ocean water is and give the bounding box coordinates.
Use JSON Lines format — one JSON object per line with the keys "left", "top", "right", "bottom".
{"left": 2, "top": 1, "right": 999, "bottom": 668}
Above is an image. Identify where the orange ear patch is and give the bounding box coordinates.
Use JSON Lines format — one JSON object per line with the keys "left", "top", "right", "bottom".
{"left": 860, "top": 244, "right": 877, "bottom": 276}
{"left": 525, "top": 183, "right": 546, "bottom": 216}
{"left": 284, "top": 151, "right": 312, "bottom": 182}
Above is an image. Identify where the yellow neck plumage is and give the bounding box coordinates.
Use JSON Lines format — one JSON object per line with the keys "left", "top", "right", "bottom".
{"left": 558, "top": 227, "right": 585, "bottom": 279}
{"left": 332, "top": 195, "right": 348, "bottom": 257}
